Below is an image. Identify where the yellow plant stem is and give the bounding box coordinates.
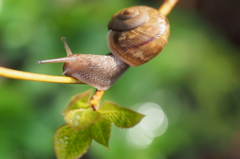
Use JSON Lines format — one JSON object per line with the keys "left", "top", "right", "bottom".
{"left": 90, "top": 90, "right": 105, "bottom": 111}
{"left": 0, "top": 66, "right": 83, "bottom": 84}
{"left": 159, "top": 0, "right": 179, "bottom": 16}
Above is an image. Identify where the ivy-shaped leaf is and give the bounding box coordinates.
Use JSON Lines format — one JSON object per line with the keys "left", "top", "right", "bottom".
{"left": 62, "top": 90, "right": 92, "bottom": 115}
{"left": 54, "top": 124, "right": 92, "bottom": 159}
{"left": 90, "top": 118, "right": 112, "bottom": 148}
{"left": 65, "top": 108, "right": 101, "bottom": 130}
{"left": 98, "top": 101, "right": 145, "bottom": 128}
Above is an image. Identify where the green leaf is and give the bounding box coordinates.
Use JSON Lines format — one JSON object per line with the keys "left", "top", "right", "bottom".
{"left": 65, "top": 108, "right": 101, "bottom": 130}
{"left": 98, "top": 101, "right": 145, "bottom": 128}
{"left": 90, "top": 118, "right": 112, "bottom": 149}
{"left": 54, "top": 124, "right": 92, "bottom": 159}
{"left": 62, "top": 89, "right": 92, "bottom": 115}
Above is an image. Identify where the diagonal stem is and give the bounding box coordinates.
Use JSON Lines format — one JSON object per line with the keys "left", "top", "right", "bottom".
{"left": 90, "top": 90, "right": 105, "bottom": 111}
{"left": 158, "top": 0, "right": 179, "bottom": 16}
{"left": 0, "top": 66, "right": 84, "bottom": 84}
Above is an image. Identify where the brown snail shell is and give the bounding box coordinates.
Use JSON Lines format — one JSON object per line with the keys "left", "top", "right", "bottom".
{"left": 108, "top": 6, "right": 170, "bottom": 67}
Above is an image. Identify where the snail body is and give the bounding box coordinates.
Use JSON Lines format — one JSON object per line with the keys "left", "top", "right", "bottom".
{"left": 37, "top": 39, "right": 129, "bottom": 90}
{"left": 62, "top": 53, "right": 129, "bottom": 90}
{"left": 38, "top": 5, "right": 170, "bottom": 90}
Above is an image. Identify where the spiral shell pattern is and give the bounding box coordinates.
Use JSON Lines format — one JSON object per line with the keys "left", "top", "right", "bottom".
{"left": 108, "top": 6, "right": 169, "bottom": 66}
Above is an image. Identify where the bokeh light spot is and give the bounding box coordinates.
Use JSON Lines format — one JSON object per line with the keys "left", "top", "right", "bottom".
{"left": 127, "top": 125, "right": 154, "bottom": 149}
{"left": 127, "top": 102, "right": 168, "bottom": 148}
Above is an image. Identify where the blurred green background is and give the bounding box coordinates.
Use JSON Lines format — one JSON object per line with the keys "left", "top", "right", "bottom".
{"left": 0, "top": 0, "right": 240, "bottom": 159}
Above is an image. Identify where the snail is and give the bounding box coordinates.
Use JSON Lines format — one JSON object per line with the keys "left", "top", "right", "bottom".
{"left": 37, "top": 4, "right": 172, "bottom": 91}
